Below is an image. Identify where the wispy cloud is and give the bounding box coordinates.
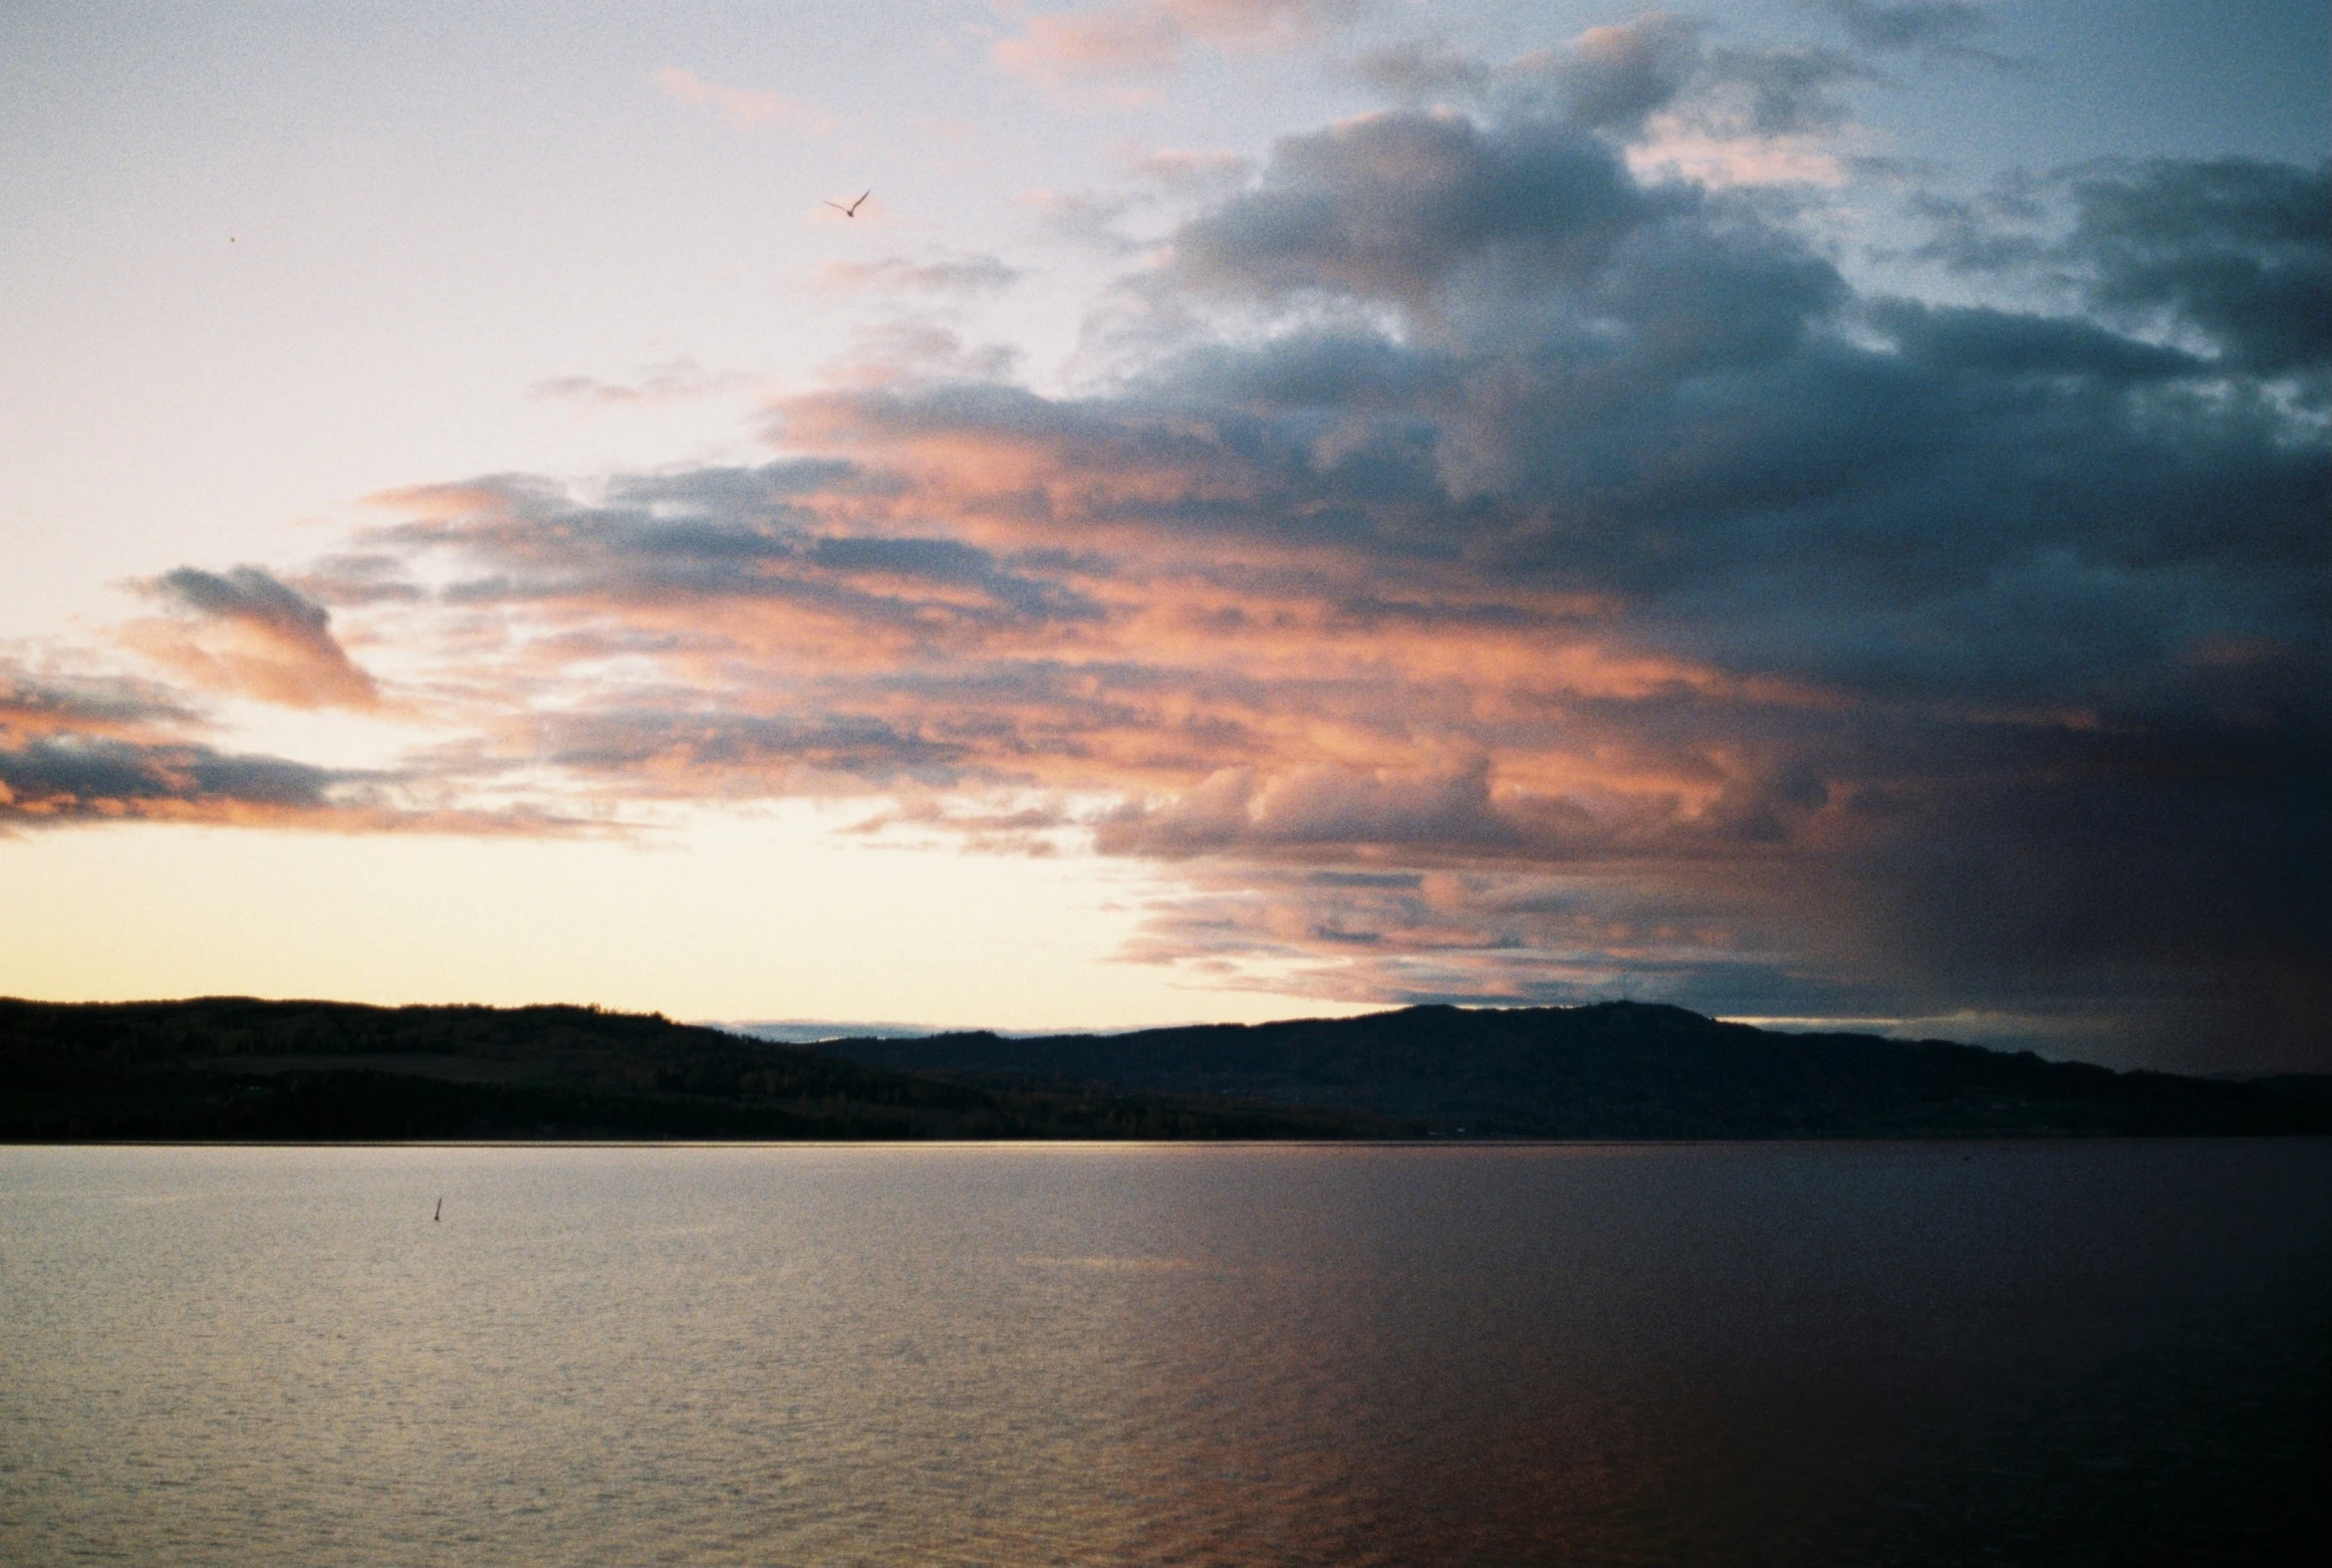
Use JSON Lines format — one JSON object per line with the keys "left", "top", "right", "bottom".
{"left": 1124, "top": 147, "right": 1257, "bottom": 198}
{"left": 1814, "top": 0, "right": 2021, "bottom": 69}
{"left": 994, "top": 0, "right": 1363, "bottom": 90}
{"left": 815, "top": 253, "right": 1025, "bottom": 296}
{"left": 653, "top": 67, "right": 834, "bottom": 134}
{"left": 530, "top": 359, "right": 762, "bottom": 408}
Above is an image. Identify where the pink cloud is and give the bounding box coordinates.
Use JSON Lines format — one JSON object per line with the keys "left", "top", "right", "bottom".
{"left": 124, "top": 566, "right": 381, "bottom": 711}
{"left": 993, "top": 1, "right": 1357, "bottom": 87}
{"left": 653, "top": 67, "right": 832, "bottom": 135}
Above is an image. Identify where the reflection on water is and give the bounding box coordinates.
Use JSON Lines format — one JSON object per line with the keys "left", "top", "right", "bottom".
{"left": 2, "top": 1142, "right": 2325, "bottom": 1565}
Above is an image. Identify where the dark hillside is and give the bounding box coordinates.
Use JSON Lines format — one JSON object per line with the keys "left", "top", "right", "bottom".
{"left": 8, "top": 995, "right": 2322, "bottom": 1141}
{"left": 0, "top": 997, "right": 1404, "bottom": 1142}
{"left": 819, "top": 1002, "right": 2332, "bottom": 1139}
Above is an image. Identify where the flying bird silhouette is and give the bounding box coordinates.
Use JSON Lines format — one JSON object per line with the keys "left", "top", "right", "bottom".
{"left": 825, "top": 189, "right": 871, "bottom": 217}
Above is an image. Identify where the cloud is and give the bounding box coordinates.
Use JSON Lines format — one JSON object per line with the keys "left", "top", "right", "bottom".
{"left": 994, "top": 0, "right": 1361, "bottom": 88}
{"left": 816, "top": 253, "right": 1025, "bottom": 296}
{"left": 995, "top": 7, "right": 1184, "bottom": 85}
{"left": 46, "top": 39, "right": 2328, "bottom": 1066}
{"left": 1349, "top": 39, "right": 1493, "bottom": 104}
{"left": 1699, "top": 43, "right": 1869, "bottom": 137}
{"left": 1815, "top": 0, "right": 2016, "bottom": 67}
{"left": 126, "top": 566, "right": 381, "bottom": 710}
{"left": 0, "top": 661, "right": 195, "bottom": 742}
{"left": 1165, "top": 110, "right": 1673, "bottom": 313}
{"left": 1158, "top": 0, "right": 1362, "bottom": 43}
{"left": 0, "top": 658, "right": 542, "bottom": 833}
{"left": 1100, "top": 762, "right": 1477, "bottom": 857}
{"left": 2067, "top": 157, "right": 2332, "bottom": 375}
{"left": 531, "top": 359, "right": 761, "bottom": 408}
{"left": 0, "top": 731, "right": 572, "bottom": 833}
{"left": 1125, "top": 148, "right": 1257, "bottom": 199}
{"left": 1911, "top": 156, "right": 2332, "bottom": 379}
{"left": 1348, "top": 21, "right": 1870, "bottom": 190}
{"left": 1544, "top": 13, "right": 1705, "bottom": 135}
{"left": 0, "top": 730, "right": 334, "bottom": 825}
{"left": 653, "top": 67, "right": 833, "bottom": 135}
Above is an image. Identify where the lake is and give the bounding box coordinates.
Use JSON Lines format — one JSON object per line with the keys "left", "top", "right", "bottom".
{"left": 3, "top": 1142, "right": 2326, "bottom": 1565}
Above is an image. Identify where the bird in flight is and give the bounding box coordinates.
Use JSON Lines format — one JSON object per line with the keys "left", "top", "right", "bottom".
{"left": 825, "top": 189, "right": 871, "bottom": 218}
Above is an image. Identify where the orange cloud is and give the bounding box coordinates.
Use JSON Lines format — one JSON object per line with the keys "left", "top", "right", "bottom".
{"left": 124, "top": 567, "right": 380, "bottom": 711}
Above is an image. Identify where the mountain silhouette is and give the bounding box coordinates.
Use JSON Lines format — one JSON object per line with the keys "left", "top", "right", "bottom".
{"left": 817, "top": 1002, "right": 2332, "bottom": 1139}
{"left": 3, "top": 995, "right": 2323, "bottom": 1140}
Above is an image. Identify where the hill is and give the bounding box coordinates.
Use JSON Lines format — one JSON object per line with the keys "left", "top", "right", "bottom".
{"left": 817, "top": 1002, "right": 2332, "bottom": 1139}
{"left": 5, "top": 995, "right": 2324, "bottom": 1141}
{"left": 0, "top": 996, "right": 1402, "bottom": 1142}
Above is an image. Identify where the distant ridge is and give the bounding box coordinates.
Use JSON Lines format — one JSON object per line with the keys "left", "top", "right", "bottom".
{"left": 3, "top": 995, "right": 2324, "bottom": 1141}
{"left": 814, "top": 1001, "right": 2332, "bottom": 1140}
{"left": 720, "top": 1020, "right": 952, "bottom": 1046}
{"left": 0, "top": 996, "right": 1397, "bottom": 1143}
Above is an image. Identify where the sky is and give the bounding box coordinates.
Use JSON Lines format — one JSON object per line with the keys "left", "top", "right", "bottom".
{"left": 2, "top": 1, "right": 2325, "bottom": 1069}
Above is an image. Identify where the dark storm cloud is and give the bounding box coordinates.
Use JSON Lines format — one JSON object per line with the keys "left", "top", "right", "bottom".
{"left": 1916, "top": 157, "right": 2332, "bottom": 378}
{"left": 1816, "top": 0, "right": 2007, "bottom": 64}
{"left": 2068, "top": 158, "right": 2332, "bottom": 375}
{"left": 1166, "top": 102, "right": 1670, "bottom": 309}
{"left": 1162, "top": 106, "right": 1849, "bottom": 383}
{"left": 1137, "top": 112, "right": 2319, "bottom": 651}
{"left": 934, "top": 109, "right": 2323, "bottom": 1059}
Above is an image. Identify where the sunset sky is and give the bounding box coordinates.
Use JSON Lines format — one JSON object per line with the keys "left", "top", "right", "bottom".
{"left": 3, "top": 1, "right": 2324, "bottom": 1068}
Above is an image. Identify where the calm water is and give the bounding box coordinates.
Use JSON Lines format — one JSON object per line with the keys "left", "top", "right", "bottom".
{"left": 2, "top": 1142, "right": 2326, "bottom": 1566}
